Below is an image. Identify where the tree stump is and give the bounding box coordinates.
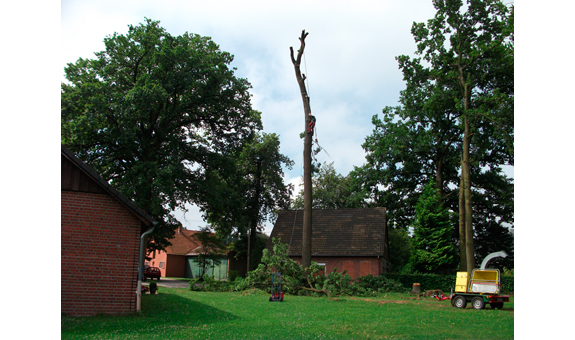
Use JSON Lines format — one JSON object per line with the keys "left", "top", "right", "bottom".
{"left": 411, "top": 283, "right": 421, "bottom": 295}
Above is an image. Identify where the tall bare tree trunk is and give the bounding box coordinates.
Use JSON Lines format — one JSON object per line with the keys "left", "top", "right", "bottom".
{"left": 458, "top": 173, "right": 467, "bottom": 272}
{"left": 290, "top": 30, "right": 313, "bottom": 268}
{"left": 459, "top": 81, "right": 475, "bottom": 273}
{"left": 462, "top": 114, "right": 475, "bottom": 272}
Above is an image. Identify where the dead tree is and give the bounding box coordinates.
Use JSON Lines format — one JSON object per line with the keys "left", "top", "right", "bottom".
{"left": 290, "top": 30, "right": 312, "bottom": 269}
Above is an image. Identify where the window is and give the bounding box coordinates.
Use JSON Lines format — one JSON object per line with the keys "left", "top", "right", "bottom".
{"left": 159, "top": 261, "right": 165, "bottom": 269}
{"left": 317, "top": 263, "right": 326, "bottom": 275}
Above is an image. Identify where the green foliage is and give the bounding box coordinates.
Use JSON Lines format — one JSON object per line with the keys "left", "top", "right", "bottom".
{"left": 410, "top": 180, "right": 457, "bottom": 274}
{"left": 191, "top": 227, "right": 228, "bottom": 278}
{"left": 500, "top": 275, "right": 514, "bottom": 295}
{"left": 387, "top": 228, "right": 413, "bottom": 273}
{"left": 502, "top": 268, "right": 514, "bottom": 276}
{"left": 358, "top": 0, "right": 514, "bottom": 271}
{"left": 192, "top": 238, "right": 411, "bottom": 297}
{"left": 206, "top": 132, "right": 294, "bottom": 238}
{"left": 149, "top": 282, "right": 157, "bottom": 290}
{"left": 291, "top": 162, "right": 366, "bottom": 209}
{"left": 61, "top": 18, "right": 261, "bottom": 252}
{"left": 228, "top": 270, "right": 240, "bottom": 282}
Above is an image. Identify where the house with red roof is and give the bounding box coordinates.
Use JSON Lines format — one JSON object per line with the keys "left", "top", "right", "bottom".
{"left": 146, "top": 225, "right": 230, "bottom": 280}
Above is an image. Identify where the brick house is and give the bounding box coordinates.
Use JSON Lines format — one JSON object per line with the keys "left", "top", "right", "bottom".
{"left": 145, "top": 226, "right": 200, "bottom": 278}
{"left": 146, "top": 225, "right": 229, "bottom": 280}
{"left": 267, "top": 208, "right": 389, "bottom": 279}
{"left": 61, "top": 145, "right": 154, "bottom": 316}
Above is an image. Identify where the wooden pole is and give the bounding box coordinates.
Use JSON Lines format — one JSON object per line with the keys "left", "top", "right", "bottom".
{"left": 290, "top": 30, "right": 313, "bottom": 269}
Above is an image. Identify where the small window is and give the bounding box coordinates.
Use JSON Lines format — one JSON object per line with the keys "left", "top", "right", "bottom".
{"left": 159, "top": 261, "right": 165, "bottom": 269}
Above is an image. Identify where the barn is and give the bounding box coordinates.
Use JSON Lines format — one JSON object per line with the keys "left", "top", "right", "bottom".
{"left": 61, "top": 145, "right": 154, "bottom": 316}
{"left": 267, "top": 208, "right": 389, "bottom": 279}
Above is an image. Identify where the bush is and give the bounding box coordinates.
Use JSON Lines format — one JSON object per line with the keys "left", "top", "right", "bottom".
{"left": 189, "top": 274, "right": 232, "bottom": 292}
{"left": 500, "top": 275, "right": 514, "bottom": 294}
{"left": 187, "top": 238, "right": 514, "bottom": 296}
{"left": 228, "top": 270, "right": 240, "bottom": 282}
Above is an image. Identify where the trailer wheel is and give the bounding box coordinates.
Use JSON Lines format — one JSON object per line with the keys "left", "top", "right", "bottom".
{"left": 453, "top": 295, "right": 467, "bottom": 309}
{"left": 490, "top": 302, "right": 503, "bottom": 309}
{"left": 472, "top": 297, "right": 485, "bottom": 310}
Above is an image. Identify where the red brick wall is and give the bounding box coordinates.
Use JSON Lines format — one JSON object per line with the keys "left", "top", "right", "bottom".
{"left": 61, "top": 191, "right": 142, "bottom": 316}
{"left": 290, "top": 256, "right": 382, "bottom": 280}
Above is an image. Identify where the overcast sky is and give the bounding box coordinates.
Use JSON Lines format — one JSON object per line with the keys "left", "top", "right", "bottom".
{"left": 61, "top": 0, "right": 515, "bottom": 234}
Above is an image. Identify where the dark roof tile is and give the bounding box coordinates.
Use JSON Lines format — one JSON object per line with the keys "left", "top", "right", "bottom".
{"left": 268, "top": 208, "right": 388, "bottom": 257}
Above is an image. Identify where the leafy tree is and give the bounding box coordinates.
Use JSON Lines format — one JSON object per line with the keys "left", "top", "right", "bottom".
{"left": 202, "top": 132, "right": 293, "bottom": 270}
{"left": 410, "top": 180, "right": 457, "bottom": 274}
{"left": 291, "top": 162, "right": 365, "bottom": 209}
{"left": 359, "top": 0, "right": 513, "bottom": 271}
{"left": 409, "top": 0, "right": 514, "bottom": 271}
{"left": 359, "top": 85, "right": 462, "bottom": 229}
{"left": 387, "top": 228, "right": 413, "bottom": 274}
{"left": 192, "top": 226, "right": 228, "bottom": 279}
{"left": 61, "top": 18, "right": 261, "bottom": 252}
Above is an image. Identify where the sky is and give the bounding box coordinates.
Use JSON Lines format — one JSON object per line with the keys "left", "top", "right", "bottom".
{"left": 60, "top": 0, "right": 517, "bottom": 235}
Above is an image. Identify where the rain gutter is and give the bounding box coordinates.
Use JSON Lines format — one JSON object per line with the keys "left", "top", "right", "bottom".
{"left": 136, "top": 221, "right": 157, "bottom": 313}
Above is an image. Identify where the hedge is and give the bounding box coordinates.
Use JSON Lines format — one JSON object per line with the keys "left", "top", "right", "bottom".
{"left": 385, "top": 273, "right": 514, "bottom": 295}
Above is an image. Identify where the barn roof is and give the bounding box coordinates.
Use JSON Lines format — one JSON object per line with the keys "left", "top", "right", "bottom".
{"left": 61, "top": 145, "right": 154, "bottom": 226}
{"left": 268, "top": 208, "right": 388, "bottom": 257}
{"left": 164, "top": 229, "right": 201, "bottom": 255}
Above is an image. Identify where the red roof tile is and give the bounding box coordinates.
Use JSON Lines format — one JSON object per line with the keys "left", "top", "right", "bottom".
{"left": 165, "top": 230, "right": 202, "bottom": 255}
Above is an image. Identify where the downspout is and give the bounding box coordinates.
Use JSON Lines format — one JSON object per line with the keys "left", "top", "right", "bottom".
{"left": 137, "top": 221, "right": 157, "bottom": 313}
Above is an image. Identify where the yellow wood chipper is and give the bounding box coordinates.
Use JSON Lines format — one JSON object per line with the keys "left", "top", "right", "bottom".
{"left": 451, "top": 251, "right": 510, "bottom": 310}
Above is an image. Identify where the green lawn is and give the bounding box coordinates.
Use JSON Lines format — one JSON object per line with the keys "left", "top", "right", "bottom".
{"left": 61, "top": 289, "right": 513, "bottom": 339}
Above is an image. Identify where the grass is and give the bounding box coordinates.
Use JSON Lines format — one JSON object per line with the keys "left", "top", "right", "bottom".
{"left": 61, "top": 289, "right": 513, "bottom": 339}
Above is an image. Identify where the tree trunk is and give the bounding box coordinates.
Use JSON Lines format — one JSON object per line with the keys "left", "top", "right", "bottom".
{"left": 458, "top": 168, "right": 467, "bottom": 272}
{"left": 290, "top": 30, "right": 313, "bottom": 269}
{"left": 462, "top": 114, "right": 475, "bottom": 272}
{"left": 248, "top": 159, "right": 262, "bottom": 271}
{"left": 460, "top": 80, "right": 475, "bottom": 273}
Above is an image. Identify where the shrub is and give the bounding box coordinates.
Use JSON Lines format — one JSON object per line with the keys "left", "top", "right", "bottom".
{"left": 189, "top": 274, "right": 231, "bottom": 292}
{"left": 187, "top": 238, "right": 518, "bottom": 297}
{"left": 228, "top": 270, "right": 240, "bottom": 282}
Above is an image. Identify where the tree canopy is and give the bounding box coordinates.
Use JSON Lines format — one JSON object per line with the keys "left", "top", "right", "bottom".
{"left": 202, "top": 132, "right": 294, "bottom": 269}
{"left": 357, "top": 0, "right": 514, "bottom": 270}
{"left": 410, "top": 180, "right": 457, "bottom": 274}
{"left": 61, "top": 18, "right": 262, "bottom": 251}
{"left": 291, "top": 162, "right": 364, "bottom": 210}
